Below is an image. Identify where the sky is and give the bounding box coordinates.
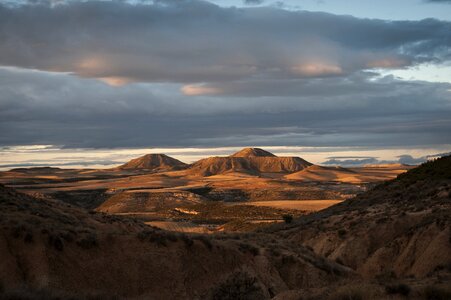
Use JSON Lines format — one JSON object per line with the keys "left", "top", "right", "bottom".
{"left": 0, "top": 0, "right": 450, "bottom": 168}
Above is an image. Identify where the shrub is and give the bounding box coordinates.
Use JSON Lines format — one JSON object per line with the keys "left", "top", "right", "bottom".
{"left": 148, "top": 232, "right": 168, "bottom": 247}
{"left": 24, "top": 232, "right": 33, "bottom": 243}
{"left": 281, "top": 255, "right": 296, "bottom": 264}
{"left": 338, "top": 229, "right": 347, "bottom": 238}
{"left": 385, "top": 283, "right": 411, "bottom": 296}
{"left": 210, "top": 271, "right": 266, "bottom": 300}
{"left": 180, "top": 234, "right": 194, "bottom": 248}
{"left": 282, "top": 214, "right": 293, "bottom": 224}
{"left": 329, "top": 286, "right": 371, "bottom": 300}
{"left": 423, "top": 285, "right": 451, "bottom": 300}
{"left": 329, "top": 287, "right": 365, "bottom": 300}
{"left": 197, "top": 235, "right": 213, "bottom": 250}
{"left": 48, "top": 234, "right": 64, "bottom": 251}
{"left": 166, "top": 233, "right": 178, "bottom": 242}
{"left": 238, "top": 243, "right": 260, "bottom": 256}
{"left": 76, "top": 233, "right": 98, "bottom": 249}
{"left": 375, "top": 270, "right": 397, "bottom": 283}
{"left": 268, "top": 247, "right": 280, "bottom": 257}
{"left": 137, "top": 230, "right": 168, "bottom": 246}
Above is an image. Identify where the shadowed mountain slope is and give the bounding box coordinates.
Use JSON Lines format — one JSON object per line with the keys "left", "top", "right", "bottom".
{"left": 119, "top": 153, "right": 187, "bottom": 171}
{"left": 267, "top": 156, "right": 451, "bottom": 279}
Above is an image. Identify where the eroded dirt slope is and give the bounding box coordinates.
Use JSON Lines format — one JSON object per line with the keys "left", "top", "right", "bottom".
{"left": 268, "top": 156, "right": 451, "bottom": 279}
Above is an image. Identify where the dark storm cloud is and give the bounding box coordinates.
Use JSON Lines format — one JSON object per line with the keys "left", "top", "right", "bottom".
{"left": 0, "top": 0, "right": 450, "bottom": 85}
{"left": 0, "top": 67, "right": 450, "bottom": 148}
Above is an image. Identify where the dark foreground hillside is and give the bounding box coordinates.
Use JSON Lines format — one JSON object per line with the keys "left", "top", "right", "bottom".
{"left": 0, "top": 184, "right": 350, "bottom": 299}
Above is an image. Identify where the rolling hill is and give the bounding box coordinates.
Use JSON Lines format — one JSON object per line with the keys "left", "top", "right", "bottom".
{"left": 285, "top": 165, "right": 359, "bottom": 182}
{"left": 285, "top": 164, "right": 413, "bottom": 183}
{"left": 119, "top": 153, "right": 187, "bottom": 171}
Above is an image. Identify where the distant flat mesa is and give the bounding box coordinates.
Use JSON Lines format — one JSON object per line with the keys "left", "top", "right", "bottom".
{"left": 285, "top": 164, "right": 414, "bottom": 183}
{"left": 119, "top": 153, "right": 187, "bottom": 171}
{"left": 187, "top": 148, "right": 312, "bottom": 176}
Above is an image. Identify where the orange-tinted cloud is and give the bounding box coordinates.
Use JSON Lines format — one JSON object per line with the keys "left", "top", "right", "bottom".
{"left": 291, "top": 63, "right": 343, "bottom": 76}
{"left": 181, "top": 84, "right": 223, "bottom": 96}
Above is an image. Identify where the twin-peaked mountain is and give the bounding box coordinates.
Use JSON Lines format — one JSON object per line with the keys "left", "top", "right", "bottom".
{"left": 188, "top": 148, "right": 312, "bottom": 176}
{"left": 120, "top": 148, "right": 312, "bottom": 176}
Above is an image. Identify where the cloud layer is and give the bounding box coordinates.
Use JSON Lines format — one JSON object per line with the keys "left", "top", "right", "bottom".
{"left": 0, "top": 0, "right": 450, "bottom": 150}
{"left": 1, "top": 66, "right": 450, "bottom": 148}
{"left": 1, "top": 0, "right": 450, "bottom": 87}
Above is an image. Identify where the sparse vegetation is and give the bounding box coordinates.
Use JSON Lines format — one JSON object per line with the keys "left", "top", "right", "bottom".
{"left": 423, "top": 285, "right": 451, "bottom": 300}
{"left": 48, "top": 234, "right": 64, "bottom": 251}
{"left": 328, "top": 284, "right": 382, "bottom": 300}
{"left": 209, "top": 271, "right": 267, "bottom": 300}
{"left": 282, "top": 214, "right": 293, "bottom": 224}
{"left": 385, "top": 283, "right": 411, "bottom": 296}
{"left": 137, "top": 229, "right": 172, "bottom": 246}
{"left": 238, "top": 242, "right": 260, "bottom": 256}
{"left": 329, "top": 286, "right": 365, "bottom": 300}
{"left": 180, "top": 234, "right": 194, "bottom": 247}
{"left": 76, "top": 233, "right": 98, "bottom": 249}
{"left": 195, "top": 235, "right": 213, "bottom": 250}
{"left": 0, "top": 286, "right": 122, "bottom": 300}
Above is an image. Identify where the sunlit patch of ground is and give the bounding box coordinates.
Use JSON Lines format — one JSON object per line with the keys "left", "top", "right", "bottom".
{"left": 145, "top": 221, "right": 217, "bottom": 233}
{"left": 233, "top": 199, "right": 343, "bottom": 211}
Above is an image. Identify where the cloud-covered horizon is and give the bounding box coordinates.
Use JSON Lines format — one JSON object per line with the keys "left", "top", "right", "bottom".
{"left": 322, "top": 152, "right": 451, "bottom": 166}
{"left": 0, "top": 0, "right": 450, "bottom": 151}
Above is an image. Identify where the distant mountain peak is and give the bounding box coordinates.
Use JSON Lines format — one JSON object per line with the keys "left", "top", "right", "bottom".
{"left": 230, "top": 147, "right": 277, "bottom": 157}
